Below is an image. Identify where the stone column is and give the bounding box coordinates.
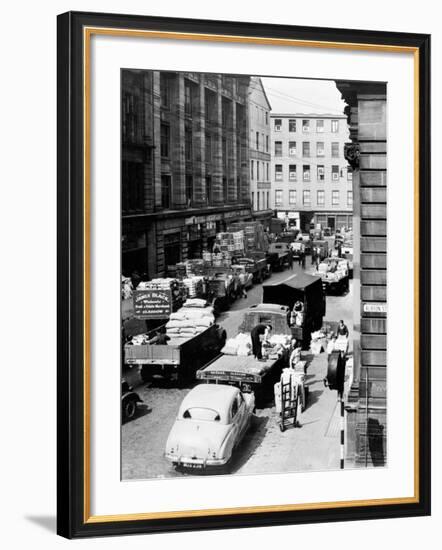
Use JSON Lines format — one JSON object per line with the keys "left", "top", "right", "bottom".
{"left": 241, "top": 101, "right": 251, "bottom": 205}
{"left": 212, "top": 79, "right": 224, "bottom": 205}
{"left": 171, "top": 74, "right": 186, "bottom": 209}
{"left": 152, "top": 71, "right": 162, "bottom": 210}
{"left": 142, "top": 71, "right": 155, "bottom": 212}
{"left": 230, "top": 100, "right": 237, "bottom": 203}
{"left": 192, "top": 79, "right": 206, "bottom": 206}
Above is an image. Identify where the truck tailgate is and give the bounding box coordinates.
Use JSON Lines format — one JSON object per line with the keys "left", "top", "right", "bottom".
{"left": 197, "top": 355, "right": 276, "bottom": 383}
{"left": 125, "top": 344, "right": 181, "bottom": 364}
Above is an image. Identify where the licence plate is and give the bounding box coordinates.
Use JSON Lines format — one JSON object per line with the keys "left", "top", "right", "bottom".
{"left": 182, "top": 462, "right": 203, "bottom": 469}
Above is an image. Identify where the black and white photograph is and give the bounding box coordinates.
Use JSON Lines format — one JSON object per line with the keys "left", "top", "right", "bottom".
{"left": 120, "top": 71, "right": 387, "bottom": 480}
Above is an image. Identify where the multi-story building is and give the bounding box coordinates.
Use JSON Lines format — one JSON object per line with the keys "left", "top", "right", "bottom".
{"left": 122, "top": 70, "right": 252, "bottom": 279}
{"left": 336, "top": 80, "right": 387, "bottom": 467}
{"left": 248, "top": 77, "right": 273, "bottom": 227}
{"left": 270, "top": 113, "right": 352, "bottom": 232}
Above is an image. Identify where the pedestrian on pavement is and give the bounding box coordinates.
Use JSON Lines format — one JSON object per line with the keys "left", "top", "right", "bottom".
{"left": 250, "top": 323, "right": 272, "bottom": 360}
{"left": 315, "top": 247, "right": 321, "bottom": 269}
{"left": 335, "top": 319, "right": 349, "bottom": 338}
{"left": 288, "top": 248, "right": 294, "bottom": 269}
{"left": 301, "top": 251, "right": 306, "bottom": 269}
{"left": 238, "top": 270, "right": 248, "bottom": 299}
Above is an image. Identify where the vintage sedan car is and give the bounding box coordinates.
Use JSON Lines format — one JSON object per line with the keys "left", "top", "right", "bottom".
{"left": 165, "top": 384, "right": 255, "bottom": 469}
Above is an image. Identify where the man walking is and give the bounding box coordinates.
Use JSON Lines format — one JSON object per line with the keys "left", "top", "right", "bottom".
{"left": 288, "top": 248, "right": 294, "bottom": 270}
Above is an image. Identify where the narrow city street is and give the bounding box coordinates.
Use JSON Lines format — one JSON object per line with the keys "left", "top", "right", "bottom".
{"left": 122, "top": 262, "right": 353, "bottom": 480}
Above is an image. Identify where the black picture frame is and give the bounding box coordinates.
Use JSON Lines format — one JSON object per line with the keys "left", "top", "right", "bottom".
{"left": 57, "top": 10, "right": 431, "bottom": 539}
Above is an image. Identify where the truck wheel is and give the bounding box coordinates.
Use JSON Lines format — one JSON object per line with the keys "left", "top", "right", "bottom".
{"left": 123, "top": 398, "right": 137, "bottom": 421}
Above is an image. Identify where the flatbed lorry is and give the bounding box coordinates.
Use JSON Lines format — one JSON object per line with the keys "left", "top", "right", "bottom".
{"left": 266, "top": 242, "right": 290, "bottom": 271}
{"left": 125, "top": 323, "right": 226, "bottom": 384}
{"left": 234, "top": 255, "right": 269, "bottom": 283}
{"left": 196, "top": 304, "right": 291, "bottom": 405}
{"left": 262, "top": 273, "right": 326, "bottom": 349}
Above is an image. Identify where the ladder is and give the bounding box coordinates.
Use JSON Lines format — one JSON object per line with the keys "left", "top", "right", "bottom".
{"left": 279, "top": 373, "right": 299, "bottom": 432}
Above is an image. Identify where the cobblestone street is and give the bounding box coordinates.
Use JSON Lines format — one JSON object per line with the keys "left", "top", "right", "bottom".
{"left": 122, "top": 264, "right": 353, "bottom": 480}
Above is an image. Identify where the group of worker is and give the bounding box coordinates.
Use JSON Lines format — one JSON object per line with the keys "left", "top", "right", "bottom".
{"left": 250, "top": 319, "right": 349, "bottom": 363}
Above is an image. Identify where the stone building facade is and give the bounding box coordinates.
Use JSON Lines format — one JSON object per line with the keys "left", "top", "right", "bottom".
{"left": 336, "top": 80, "right": 387, "bottom": 467}
{"left": 122, "top": 70, "right": 252, "bottom": 278}
{"left": 248, "top": 77, "right": 273, "bottom": 228}
{"left": 270, "top": 113, "right": 352, "bottom": 232}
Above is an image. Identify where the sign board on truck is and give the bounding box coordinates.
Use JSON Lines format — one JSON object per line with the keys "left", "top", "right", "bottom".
{"left": 133, "top": 289, "right": 172, "bottom": 319}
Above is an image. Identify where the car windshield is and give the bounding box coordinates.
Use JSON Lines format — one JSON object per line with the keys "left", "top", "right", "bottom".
{"left": 182, "top": 407, "right": 221, "bottom": 421}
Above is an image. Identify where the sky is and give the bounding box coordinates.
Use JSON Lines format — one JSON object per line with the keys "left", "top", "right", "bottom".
{"left": 260, "top": 77, "right": 346, "bottom": 116}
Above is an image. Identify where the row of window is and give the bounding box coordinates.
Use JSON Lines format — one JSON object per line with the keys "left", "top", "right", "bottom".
{"left": 274, "top": 189, "right": 353, "bottom": 208}
{"left": 273, "top": 118, "right": 340, "bottom": 133}
{"left": 253, "top": 105, "right": 269, "bottom": 126}
{"left": 252, "top": 131, "right": 270, "bottom": 152}
{"left": 250, "top": 160, "right": 270, "bottom": 181}
{"left": 274, "top": 164, "right": 352, "bottom": 182}
{"left": 251, "top": 190, "right": 270, "bottom": 212}
{"left": 274, "top": 141, "right": 341, "bottom": 158}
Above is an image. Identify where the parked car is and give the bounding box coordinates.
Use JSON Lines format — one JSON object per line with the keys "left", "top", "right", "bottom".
{"left": 165, "top": 384, "right": 255, "bottom": 469}
{"left": 121, "top": 380, "right": 143, "bottom": 422}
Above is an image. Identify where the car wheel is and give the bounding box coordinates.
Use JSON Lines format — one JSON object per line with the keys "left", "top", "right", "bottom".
{"left": 123, "top": 398, "right": 137, "bottom": 421}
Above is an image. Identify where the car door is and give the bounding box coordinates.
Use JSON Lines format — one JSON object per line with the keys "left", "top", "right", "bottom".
{"left": 234, "top": 393, "right": 248, "bottom": 442}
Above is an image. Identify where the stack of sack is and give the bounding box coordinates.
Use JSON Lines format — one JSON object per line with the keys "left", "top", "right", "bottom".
{"left": 221, "top": 333, "right": 252, "bottom": 356}
{"left": 274, "top": 368, "right": 305, "bottom": 414}
{"left": 165, "top": 303, "right": 215, "bottom": 341}
{"left": 183, "top": 298, "right": 208, "bottom": 308}
{"left": 310, "top": 329, "right": 326, "bottom": 355}
{"left": 268, "top": 334, "right": 292, "bottom": 347}
{"left": 262, "top": 334, "right": 291, "bottom": 360}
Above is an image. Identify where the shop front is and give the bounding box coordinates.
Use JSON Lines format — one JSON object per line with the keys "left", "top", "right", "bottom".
{"left": 315, "top": 213, "right": 353, "bottom": 231}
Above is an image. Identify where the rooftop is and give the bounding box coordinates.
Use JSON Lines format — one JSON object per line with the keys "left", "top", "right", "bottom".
{"left": 270, "top": 113, "right": 346, "bottom": 119}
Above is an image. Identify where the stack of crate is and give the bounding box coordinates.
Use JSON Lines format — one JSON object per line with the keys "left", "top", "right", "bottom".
{"left": 228, "top": 222, "right": 268, "bottom": 252}
{"left": 175, "top": 262, "right": 187, "bottom": 279}
{"left": 185, "top": 259, "right": 206, "bottom": 277}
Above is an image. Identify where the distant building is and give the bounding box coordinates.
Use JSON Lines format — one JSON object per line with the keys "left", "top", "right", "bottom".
{"left": 121, "top": 70, "right": 252, "bottom": 278}
{"left": 248, "top": 77, "right": 273, "bottom": 228}
{"left": 270, "top": 113, "right": 352, "bottom": 232}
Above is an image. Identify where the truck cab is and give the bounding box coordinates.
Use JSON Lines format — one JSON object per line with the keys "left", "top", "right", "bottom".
{"left": 267, "top": 242, "right": 290, "bottom": 270}
{"left": 262, "top": 273, "right": 326, "bottom": 348}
